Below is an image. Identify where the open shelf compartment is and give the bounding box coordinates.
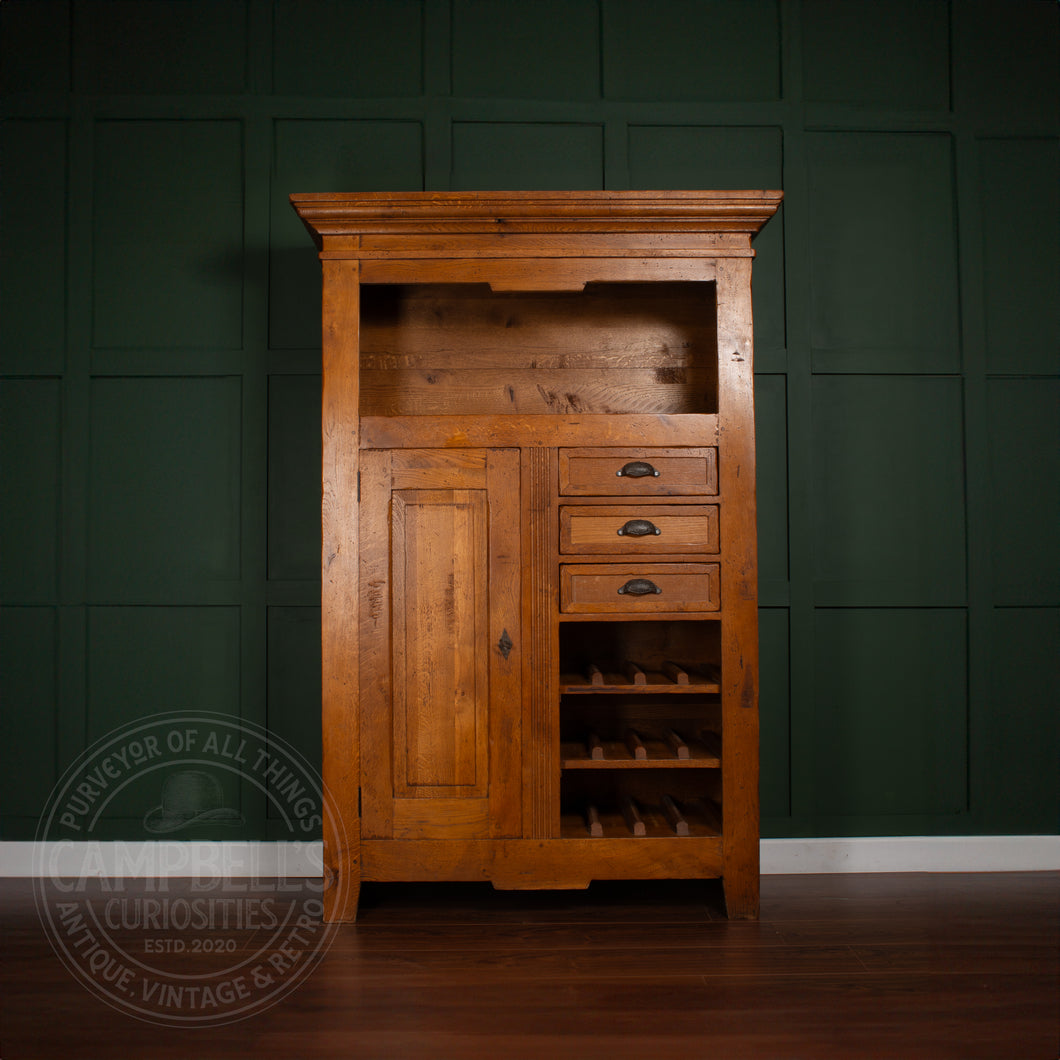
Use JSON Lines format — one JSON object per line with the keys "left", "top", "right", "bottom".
{"left": 561, "top": 771, "right": 722, "bottom": 840}
{"left": 358, "top": 281, "right": 720, "bottom": 418}
{"left": 559, "top": 620, "right": 721, "bottom": 687}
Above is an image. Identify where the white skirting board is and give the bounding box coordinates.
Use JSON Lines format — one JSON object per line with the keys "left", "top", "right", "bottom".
{"left": 760, "top": 835, "right": 1059, "bottom": 874}
{"left": 0, "top": 836, "right": 1057, "bottom": 878}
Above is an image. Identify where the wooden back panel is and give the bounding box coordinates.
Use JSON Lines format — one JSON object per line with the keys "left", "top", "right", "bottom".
{"left": 359, "top": 282, "right": 719, "bottom": 417}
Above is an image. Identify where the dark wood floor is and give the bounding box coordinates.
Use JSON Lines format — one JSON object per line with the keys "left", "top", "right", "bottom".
{"left": 2, "top": 872, "right": 1057, "bottom": 1059}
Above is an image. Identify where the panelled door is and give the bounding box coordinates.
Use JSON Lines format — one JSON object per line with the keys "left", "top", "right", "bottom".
{"left": 359, "top": 448, "right": 522, "bottom": 839}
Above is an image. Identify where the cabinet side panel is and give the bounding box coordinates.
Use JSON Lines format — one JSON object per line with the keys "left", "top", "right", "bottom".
{"left": 716, "top": 258, "right": 760, "bottom": 919}
{"left": 321, "top": 259, "right": 362, "bottom": 922}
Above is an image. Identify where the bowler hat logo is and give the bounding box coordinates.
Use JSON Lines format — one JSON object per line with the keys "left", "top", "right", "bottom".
{"left": 143, "top": 770, "right": 243, "bottom": 834}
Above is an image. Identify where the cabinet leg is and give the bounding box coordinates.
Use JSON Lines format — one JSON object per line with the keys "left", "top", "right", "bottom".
{"left": 722, "top": 873, "right": 760, "bottom": 920}
{"left": 323, "top": 863, "right": 361, "bottom": 923}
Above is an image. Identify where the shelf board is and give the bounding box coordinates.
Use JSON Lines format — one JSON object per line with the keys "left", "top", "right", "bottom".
{"left": 560, "top": 670, "right": 720, "bottom": 694}
{"left": 562, "top": 732, "right": 721, "bottom": 769}
{"left": 360, "top": 413, "right": 718, "bottom": 450}
{"left": 561, "top": 798, "right": 721, "bottom": 840}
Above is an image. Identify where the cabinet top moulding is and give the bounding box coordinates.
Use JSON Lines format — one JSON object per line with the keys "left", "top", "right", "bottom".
{"left": 290, "top": 190, "right": 784, "bottom": 247}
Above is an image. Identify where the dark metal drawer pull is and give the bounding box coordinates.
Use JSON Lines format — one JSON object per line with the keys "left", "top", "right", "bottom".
{"left": 617, "top": 519, "right": 661, "bottom": 537}
{"left": 616, "top": 461, "right": 660, "bottom": 479}
{"left": 617, "top": 578, "right": 662, "bottom": 596}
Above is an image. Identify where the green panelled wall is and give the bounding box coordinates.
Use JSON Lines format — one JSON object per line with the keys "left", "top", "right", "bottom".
{"left": 1, "top": 0, "right": 1057, "bottom": 841}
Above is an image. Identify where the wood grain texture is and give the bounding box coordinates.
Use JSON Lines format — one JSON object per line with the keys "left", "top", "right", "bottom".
{"left": 561, "top": 732, "right": 719, "bottom": 769}
{"left": 320, "top": 258, "right": 362, "bottom": 923}
{"left": 360, "top": 367, "right": 717, "bottom": 416}
{"left": 6, "top": 873, "right": 1054, "bottom": 1059}
{"left": 290, "top": 190, "right": 785, "bottom": 240}
{"left": 358, "top": 257, "right": 720, "bottom": 289}
{"left": 558, "top": 447, "right": 718, "bottom": 495}
{"left": 358, "top": 449, "right": 395, "bottom": 840}
{"left": 560, "top": 563, "right": 721, "bottom": 614}
{"left": 559, "top": 504, "right": 719, "bottom": 554}
{"left": 483, "top": 449, "right": 523, "bottom": 838}
{"left": 361, "top": 836, "right": 726, "bottom": 883}
{"left": 359, "top": 282, "right": 718, "bottom": 372}
{"left": 361, "top": 449, "right": 522, "bottom": 842}
{"left": 391, "top": 487, "right": 488, "bottom": 793}
{"left": 524, "top": 446, "right": 557, "bottom": 838}
{"left": 291, "top": 192, "right": 780, "bottom": 921}
{"left": 354, "top": 232, "right": 748, "bottom": 258}
{"left": 360, "top": 415, "right": 718, "bottom": 450}
{"left": 716, "top": 257, "right": 760, "bottom": 919}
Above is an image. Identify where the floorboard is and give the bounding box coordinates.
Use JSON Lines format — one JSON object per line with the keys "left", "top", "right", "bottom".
{"left": 1, "top": 872, "right": 1056, "bottom": 1059}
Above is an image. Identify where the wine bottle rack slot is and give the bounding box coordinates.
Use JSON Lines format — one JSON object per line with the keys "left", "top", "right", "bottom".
{"left": 561, "top": 729, "right": 721, "bottom": 769}
{"left": 566, "top": 794, "right": 722, "bottom": 840}
{"left": 561, "top": 661, "right": 720, "bottom": 693}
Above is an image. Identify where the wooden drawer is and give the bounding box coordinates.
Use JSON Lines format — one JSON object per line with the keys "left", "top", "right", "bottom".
{"left": 560, "top": 563, "right": 721, "bottom": 614}
{"left": 559, "top": 505, "right": 719, "bottom": 555}
{"left": 558, "top": 448, "right": 718, "bottom": 497}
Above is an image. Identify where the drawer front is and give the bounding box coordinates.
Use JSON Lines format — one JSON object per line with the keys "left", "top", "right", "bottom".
{"left": 559, "top": 448, "right": 717, "bottom": 497}
{"left": 559, "top": 505, "right": 719, "bottom": 555}
{"left": 560, "top": 563, "right": 720, "bottom": 614}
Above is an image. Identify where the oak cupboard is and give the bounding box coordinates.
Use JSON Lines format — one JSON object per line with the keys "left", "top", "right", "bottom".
{"left": 291, "top": 191, "right": 782, "bottom": 920}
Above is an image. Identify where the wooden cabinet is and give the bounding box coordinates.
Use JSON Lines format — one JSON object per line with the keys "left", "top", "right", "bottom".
{"left": 291, "top": 191, "right": 782, "bottom": 920}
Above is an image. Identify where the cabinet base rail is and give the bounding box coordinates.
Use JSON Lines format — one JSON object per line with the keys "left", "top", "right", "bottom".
{"left": 359, "top": 835, "right": 725, "bottom": 886}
